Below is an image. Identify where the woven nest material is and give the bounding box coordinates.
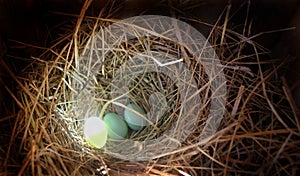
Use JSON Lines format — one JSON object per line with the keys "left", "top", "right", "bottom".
{"left": 68, "top": 15, "right": 227, "bottom": 162}
{"left": 1, "top": 1, "right": 300, "bottom": 176}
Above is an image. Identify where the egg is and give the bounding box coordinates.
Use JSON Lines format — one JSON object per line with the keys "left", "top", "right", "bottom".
{"left": 103, "top": 113, "right": 128, "bottom": 140}
{"left": 84, "top": 117, "right": 108, "bottom": 149}
{"left": 124, "top": 103, "right": 147, "bottom": 131}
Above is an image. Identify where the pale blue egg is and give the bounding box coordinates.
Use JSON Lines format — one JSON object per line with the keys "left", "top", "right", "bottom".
{"left": 124, "top": 103, "right": 147, "bottom": 131}
{"left": 103, "top": 113, "right": 128, "bottom": 140}
{"left": 84, "top": 117, "right": 108, "bottom": 149}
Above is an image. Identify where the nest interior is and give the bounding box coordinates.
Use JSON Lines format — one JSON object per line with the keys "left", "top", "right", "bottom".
{"left": 1, "top": 0, "right": 300, "bottom": 175}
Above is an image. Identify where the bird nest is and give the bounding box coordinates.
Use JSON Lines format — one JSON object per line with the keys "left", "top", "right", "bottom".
{"left": 1, "top": 1, "right": 299, "bottom": 176}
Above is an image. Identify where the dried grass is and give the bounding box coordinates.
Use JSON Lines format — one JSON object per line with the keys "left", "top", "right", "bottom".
{"left": 1, "top": 0, "right": 300, "bottom": 175}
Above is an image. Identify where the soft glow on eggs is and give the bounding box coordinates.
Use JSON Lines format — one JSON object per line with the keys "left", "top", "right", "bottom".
{"left": 84, "top": 117, "right": 108, "bottom": 149}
